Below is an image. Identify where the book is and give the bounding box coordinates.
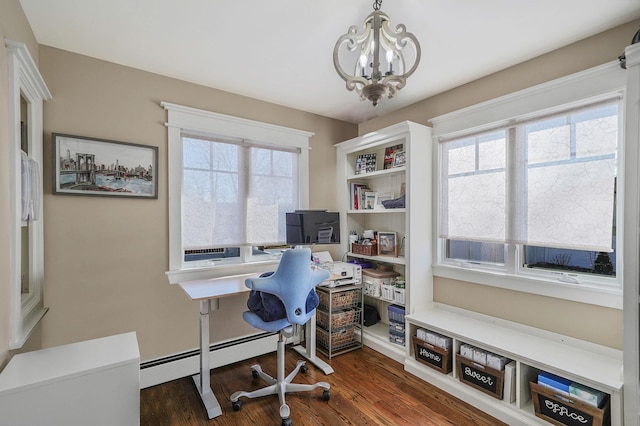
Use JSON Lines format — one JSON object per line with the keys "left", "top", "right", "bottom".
{"left": 383, "top": 144, "right": 403, "bottom": 169}
{"left": 356, "top": 186, "right": 370, "bottom": 210}
{"left": 350, "top": 182, "right": 368, "bottom": 210}
{"left": 364, "top": 191, "right": 376, "bottom": 210}
{"left": 503, "top": 361, "right": 516, "bottom": 403}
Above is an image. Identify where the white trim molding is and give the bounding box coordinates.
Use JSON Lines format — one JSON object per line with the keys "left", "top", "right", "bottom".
{"left": 6, "top": 39, "right": 51, "bottom": 349}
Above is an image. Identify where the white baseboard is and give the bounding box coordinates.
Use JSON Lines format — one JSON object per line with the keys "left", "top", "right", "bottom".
{"left": 140, "top": 333, "right": 279, "bottom": 389}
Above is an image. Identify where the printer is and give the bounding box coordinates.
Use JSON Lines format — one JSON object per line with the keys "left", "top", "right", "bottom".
{"left": 320, "top": 262, "right": 362, "bottom": 287}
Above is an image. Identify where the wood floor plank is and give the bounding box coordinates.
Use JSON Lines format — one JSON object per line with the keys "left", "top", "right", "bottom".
{"left": 140, "top": 345, "right": 507, "bottom": 425}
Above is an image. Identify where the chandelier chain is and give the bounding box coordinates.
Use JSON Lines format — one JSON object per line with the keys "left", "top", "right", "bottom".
{"left": 373, "top": 0, "right": 382, "bottom": 11}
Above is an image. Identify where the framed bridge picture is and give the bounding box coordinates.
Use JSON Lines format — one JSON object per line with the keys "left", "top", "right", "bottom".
{"left": 52, "top": 133, "right": 158, "bottom": 199}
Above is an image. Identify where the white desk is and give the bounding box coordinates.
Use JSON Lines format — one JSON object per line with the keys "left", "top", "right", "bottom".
{"left": 178, "top": 271, "right": 334, "bottom": 419}
{"left": 178, "top": 273, "right": 256, "bottom": 419}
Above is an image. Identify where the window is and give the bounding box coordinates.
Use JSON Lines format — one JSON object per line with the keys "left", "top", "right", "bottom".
{"left": 441, "top": 100, "right": 618, "bottom": 278}
{"left": 181, "top": 134, "right": 299, "bottom": 263}
{"left": 432, "top": 62, "right": 626, "bottom": 308}
{"left": 163, "top": 103, "right": 313, "bottom": 282}
{"left": 6, "top": 40, "right": 51, "bottom": 348}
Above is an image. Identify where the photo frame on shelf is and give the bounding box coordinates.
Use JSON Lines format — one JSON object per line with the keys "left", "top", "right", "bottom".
{"left": 393, "top": 151, "right": 406, "bottom": 168}
{"left": 355, "top": 153, "right": 377, "bottom": 174}
{"left": 383, "top": 144, "right": 403, "bottom": 169}
{"left": 52, "top": 133, "right": 158, "bottom": 198}
{"left": 364, "top": 191, "right": 377, "bottom": 210}
{"left": 378, "top": 231, "right": 398, "bottom": 257}
{"left": 374, "top": 192, "right": 394, "bottom": 209}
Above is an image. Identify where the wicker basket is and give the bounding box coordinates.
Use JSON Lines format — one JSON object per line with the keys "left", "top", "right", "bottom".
{"left": 316, "top": 326, "right": 355, "bottom": 351}
{"left": 317, "top": 289, "right": 357, "bottom": 310}
{"left": 351, "top": 242, "right": 377, "bottom": 256}
{"left": 316, "top": 308, "right": 356, "bottom": 330}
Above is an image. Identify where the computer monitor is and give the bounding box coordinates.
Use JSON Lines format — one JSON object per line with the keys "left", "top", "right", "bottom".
{"left": 285, "top": 211, "right": 341, "bottom": 246}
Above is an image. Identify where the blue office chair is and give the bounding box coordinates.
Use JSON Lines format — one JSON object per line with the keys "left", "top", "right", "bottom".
{"left": 230, "top": 248, "right": 331, "bottom": 426}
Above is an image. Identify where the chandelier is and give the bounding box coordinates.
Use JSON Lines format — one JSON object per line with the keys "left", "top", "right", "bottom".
{"left": 333, "top": 0, "right": 421, "bottom": 106}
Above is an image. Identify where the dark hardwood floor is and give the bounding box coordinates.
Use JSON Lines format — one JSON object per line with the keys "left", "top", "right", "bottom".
{"left": 140, "top": 345, "right": 507, "bottom": 426}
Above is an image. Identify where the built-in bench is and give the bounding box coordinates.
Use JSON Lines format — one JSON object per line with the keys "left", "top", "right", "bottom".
{"left": 405, "top": 303, "right": 622, "bottom": 425}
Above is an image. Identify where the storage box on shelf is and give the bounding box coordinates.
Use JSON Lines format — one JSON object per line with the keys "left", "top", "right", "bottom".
{"left": 530, "top": 381, "right": 610, "bottom": 426}
{"left": 412, "top": 336, "right": 452, "bottom": 374}
{"left": 405, "top": 304, "right": 622, "bottom": 426}
{"left": 412, "top": 328, "right": 453, "bottom": 374}
{"left": 388, "top": 305, "right": 406, "bottom": 346}
{"left": 352, "top": 243, "right": 377, "bottom": 256}
{"left": 335, "top": 122, "right": 433, "bottom": 363}
{"left": 456, "top": 357, "right": 505, "bottom": 400}
{"left": 529, "top": 371, "right": 611, "bottom": 426}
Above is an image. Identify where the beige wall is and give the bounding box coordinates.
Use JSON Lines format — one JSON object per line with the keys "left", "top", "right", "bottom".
{"left": 38, "top": 46, "right": 356, "bottom": 361}
{"left": 359, "top": 20, "right": 640, "bottom": 350}
{"left": 0, "top": 0, "right": 41, "bottom": 369}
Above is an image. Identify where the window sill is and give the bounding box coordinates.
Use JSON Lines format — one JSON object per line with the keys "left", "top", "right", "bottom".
{"left": 432, "top": 264, "right": 623, "bottom": 310}
{"left": 166, "top": 259, "right": 281, "bottom": 284}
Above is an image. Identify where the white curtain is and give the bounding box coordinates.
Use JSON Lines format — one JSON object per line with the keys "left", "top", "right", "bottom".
{"left": 181, "top": 134, "right": 299, "bottom": 249}
{"left": 440, "top": 99, "right": 618, "bottom": 252}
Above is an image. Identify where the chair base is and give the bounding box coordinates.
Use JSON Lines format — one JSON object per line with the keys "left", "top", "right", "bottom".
{"left": 230, "top": 335, "right": 330, "bottom": 423}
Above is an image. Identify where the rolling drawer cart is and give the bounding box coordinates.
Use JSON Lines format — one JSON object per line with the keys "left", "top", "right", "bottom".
{"left": 315, "top": 284, "right": 363, "bottom": 358}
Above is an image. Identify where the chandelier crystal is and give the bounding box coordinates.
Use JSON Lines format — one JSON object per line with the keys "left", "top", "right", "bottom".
{"left": 333, "top": 0, "right": 421, "bottom": 106}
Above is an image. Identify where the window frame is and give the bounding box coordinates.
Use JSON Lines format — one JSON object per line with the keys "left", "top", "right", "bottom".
{"left": 163, "top": 102, "right": 313, "bottom": 283}
{"left": 431, "top": 61, "right": 627, "bottom": 309}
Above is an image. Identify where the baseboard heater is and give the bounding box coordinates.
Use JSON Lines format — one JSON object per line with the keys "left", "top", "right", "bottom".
{"left": 140, "top": 332, "right": 278, "bottom": 389}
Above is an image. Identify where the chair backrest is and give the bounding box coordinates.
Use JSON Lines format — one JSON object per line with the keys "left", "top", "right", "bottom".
{"left": 245, "top": 248, "right": 329, "bottom": 325}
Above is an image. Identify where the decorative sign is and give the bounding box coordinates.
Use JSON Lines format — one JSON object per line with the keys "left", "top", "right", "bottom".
{"left": 456, "top": 358, "right": 504, "bottom": 399}
{"left": 417, "top": 344, "right": 443, "bottom": 370}
{"left": 536, "top": 394, "right": 594, "bottom": 426}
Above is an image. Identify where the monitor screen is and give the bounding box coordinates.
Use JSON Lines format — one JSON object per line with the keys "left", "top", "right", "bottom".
{"left": 285, "top": 211, "right": 341, "bottom": 245}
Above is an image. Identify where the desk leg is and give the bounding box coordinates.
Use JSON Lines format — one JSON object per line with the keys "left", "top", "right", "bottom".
{"left": 292, "top": 312, "right": 334, "bottom": 375}
{"left": 192, "top": 299, "right": 222, "bottom": 419}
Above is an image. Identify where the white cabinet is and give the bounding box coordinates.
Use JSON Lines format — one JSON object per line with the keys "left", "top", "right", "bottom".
{"left": 334, "top": 121, "right": 432, "bottom": 362}
{"left": 0, "top": 332, "right": 140, "bottom": 426}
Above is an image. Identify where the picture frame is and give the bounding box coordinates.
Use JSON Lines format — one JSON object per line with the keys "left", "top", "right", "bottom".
{"left": 374, "top": 192, "right": 394, "bottom": 209}
{"left": 355, "top": 153, "right": 377, "bottom": 174}
{"left": 393, "top": 150, "right": 406, "bottom": 168}
{"left": 377, "top": 231, "right": 398, "bottom": 257}
{"left": 52, "top": 133, "right": 158, "bottom": 198}
{"left": 383, "top": 143, "right": 403, "bottom": 169}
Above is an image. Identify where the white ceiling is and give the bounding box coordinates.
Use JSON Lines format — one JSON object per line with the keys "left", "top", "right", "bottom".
{"left": 19, "top": 0, "right": 640, "bottom": 124}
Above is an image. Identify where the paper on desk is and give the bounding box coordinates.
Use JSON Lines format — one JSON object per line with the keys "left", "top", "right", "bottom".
{"left": 312, "top": 251, "right": 333, "bottom": 263}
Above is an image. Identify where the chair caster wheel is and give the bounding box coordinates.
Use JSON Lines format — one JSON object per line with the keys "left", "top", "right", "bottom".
{"left": 300, "top": 364, "right": 308, "bottom": 373}
{"left": 281, "top": 418, "right": 292, "bottom": 426}
{"left": 251, "top": 369, "right": 260, "bottom": 379}
{"left": 232, "top": 400, "right": 242, "bottom": 411}
{"left": 322, "top": 389, "right": 330, "bottom": 401}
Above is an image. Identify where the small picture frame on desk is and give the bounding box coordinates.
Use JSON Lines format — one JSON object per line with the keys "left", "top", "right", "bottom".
{"left": 378, "top": 231, "right": 398, "bottom": 257}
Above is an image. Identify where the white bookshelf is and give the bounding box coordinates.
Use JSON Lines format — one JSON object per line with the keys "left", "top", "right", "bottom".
{"left": 335, "top": 121, "right": 433, "bottom": 361}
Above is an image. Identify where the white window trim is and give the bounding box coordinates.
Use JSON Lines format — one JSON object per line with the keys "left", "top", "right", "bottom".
{"left": 162, "top": 102, "right": 314, "bottom": 284}
{"left": 430, "top": 61, "right": 627, "bottom": 309}
{"left": 6, "top": 40, "right": 52, "bottom": 348}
